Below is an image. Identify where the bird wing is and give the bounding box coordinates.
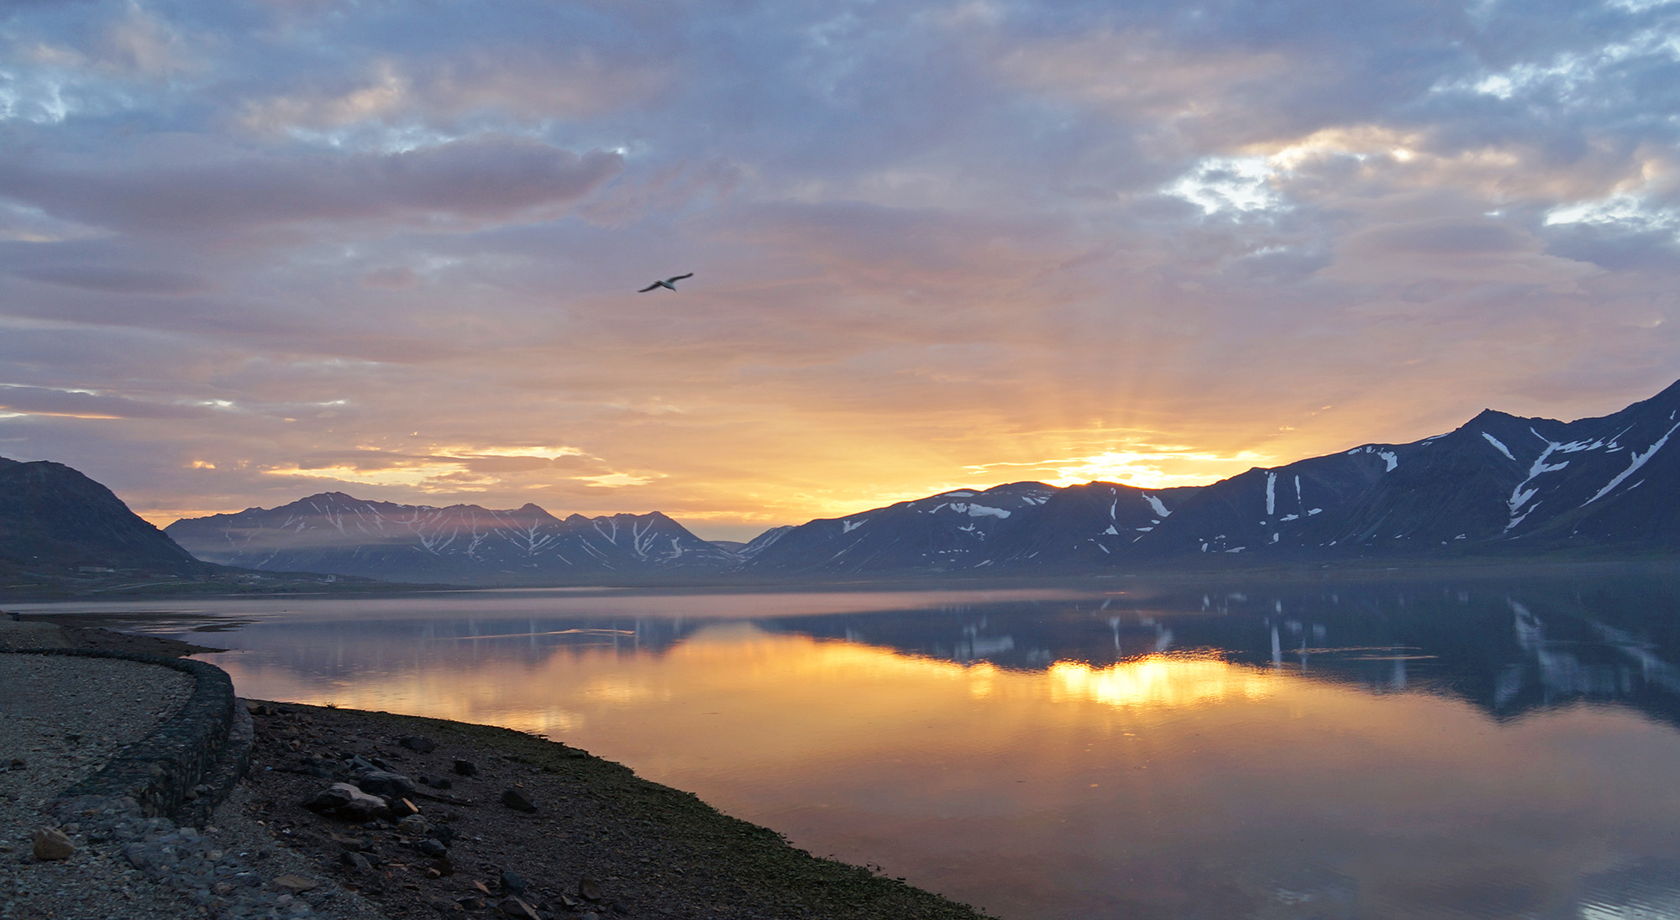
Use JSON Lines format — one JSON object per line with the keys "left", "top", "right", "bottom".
{"left": 637, "top": 283, "right": 661, "bottom": 292}
{"left": 668, "top": 273, "right": 694, "bottom": 282}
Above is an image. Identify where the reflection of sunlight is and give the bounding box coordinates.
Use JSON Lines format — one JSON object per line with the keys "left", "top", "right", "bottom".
{"left": 1048, "top": 656, "right": 1274, "bottom": 709}
{"left": 582, "top": 675, "right": 664, "bottom": 704}
{"left": 220, "top": 628, "right": 1277, "bottom": 744}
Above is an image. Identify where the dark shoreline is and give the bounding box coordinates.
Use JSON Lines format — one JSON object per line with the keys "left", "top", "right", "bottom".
{"left": 237, "top": 700, "right": 997, "bottom": 920}
{"left": 18, "top": 622, "right": 996, "bottom": 920}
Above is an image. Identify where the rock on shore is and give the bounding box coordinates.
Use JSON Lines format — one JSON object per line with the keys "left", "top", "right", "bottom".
{"left": 239, "top": 701, "right": 996, "bottom": 920}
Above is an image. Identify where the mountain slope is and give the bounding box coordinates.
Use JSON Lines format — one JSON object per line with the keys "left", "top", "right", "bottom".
{"left": 741, "top": 481, "right": 1202, "bottom": 573}
{"left": 165, "top": 492, "right": 734, "bottom": 584}
{"left": 1142, "top": 380, "right": 1680, "bottom": 558}
{"left": 0, "top": 456, "right": 205, "bottom": 576}
{"left": 159, "top": 378, "right": 1680, "bottom": 582}
{"left": 741, "top": 379, "right": 1680, "bottom": 572}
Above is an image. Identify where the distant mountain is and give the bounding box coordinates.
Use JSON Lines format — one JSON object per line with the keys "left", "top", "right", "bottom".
{"left": 741, "top": 480, "right": 1199, "bottom": 573}
{"left": 165, "top": 492, "right": 735, "bottom": 584}
{"left": 0, "top": 457, "right": 206, "bottom": 577}
{"left": 1137, "top": 378, "right": 1680, "bottom": 558}
{"left": 160, "top": 379, "right": 1680, "bottom": 584}
{"left": 739, "top": 379, "right": 1680, "bottom": 573}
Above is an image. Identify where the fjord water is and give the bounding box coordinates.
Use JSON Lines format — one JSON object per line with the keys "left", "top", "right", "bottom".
{"left": 25, "top": 571, "right": 1680, "bottom": 919}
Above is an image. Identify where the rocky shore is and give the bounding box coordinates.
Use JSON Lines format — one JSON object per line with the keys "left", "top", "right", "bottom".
{"left": 2, "top": 621, "right": 995, "bottom": 920}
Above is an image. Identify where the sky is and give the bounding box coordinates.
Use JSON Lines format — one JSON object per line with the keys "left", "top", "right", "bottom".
{"left": 2, "top": 0, "right": 1678, "bottom": 540}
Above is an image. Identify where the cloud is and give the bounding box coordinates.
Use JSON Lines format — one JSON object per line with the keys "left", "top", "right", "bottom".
{"left": 0, "top": 0, "right": 1677, "bottom": 541}
{"left": 10, "top": 264, "right": 211, "bottom": 294}
{"left": 0, "top": 383, "right": 214, "bottom": 420}
{"left": 0, "top": 136, "right": 624, "bottom": 232}
{"left": 1326, "top": 217, "right": 1601, "bottom": 287}
{"left": 238, "top": 49, "right": 669, "bottom": 135}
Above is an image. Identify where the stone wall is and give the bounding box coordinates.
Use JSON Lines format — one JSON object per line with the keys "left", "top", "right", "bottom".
{"left": 20, "top": 648, "right": 247, "bottom": 823}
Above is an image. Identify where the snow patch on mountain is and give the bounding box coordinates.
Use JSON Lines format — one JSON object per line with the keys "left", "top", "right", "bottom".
{"left": 1482, "top": 432, "right": 1516, "bottom": 462}
{"left": 1585, "top": 421, "right": 1680, "bottom": 505}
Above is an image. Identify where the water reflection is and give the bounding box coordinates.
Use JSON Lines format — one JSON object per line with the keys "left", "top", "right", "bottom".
{"left": 18, "top": 569, "right": 1680, "bottom": 919}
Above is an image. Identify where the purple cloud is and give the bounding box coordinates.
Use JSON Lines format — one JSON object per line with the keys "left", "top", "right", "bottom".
{"left": 0, "top": 136, "right": 623, "bottom": 233}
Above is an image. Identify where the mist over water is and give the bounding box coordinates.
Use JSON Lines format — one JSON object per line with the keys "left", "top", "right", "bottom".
{"left": 24, "top": 569, "right": 1680, "bottom": 920}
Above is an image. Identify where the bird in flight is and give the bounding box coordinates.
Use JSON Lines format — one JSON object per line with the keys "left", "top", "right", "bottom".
{"left": 638, "top": 272, "right": 694, "bottom": 293}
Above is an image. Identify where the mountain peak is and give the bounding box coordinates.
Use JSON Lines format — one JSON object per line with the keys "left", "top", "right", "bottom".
{"left": 299, "top": 490, "right": 363, "bottom": 504}
{"left": 0, "top": 457, "right": 204, "bottom": 576}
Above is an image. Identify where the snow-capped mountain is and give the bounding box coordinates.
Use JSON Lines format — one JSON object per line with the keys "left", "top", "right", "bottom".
{"left": 1139, "top": 378, "right": 1680, "bottom": 557}
{"left": 741, "top": 480, "right": 1199, "bottom": 572}
{"left": 165, "top": 492, "right": 734, "bottom": 584}
{"left": 740, "top": 379, "right": 1680, "bottom": 572}
{"left": 163, "top": 379, "right": 1680, "bottom": 583}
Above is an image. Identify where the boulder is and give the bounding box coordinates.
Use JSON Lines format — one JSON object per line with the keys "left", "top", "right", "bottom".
{"left": 416, "top": 838, "right": 448, "bottom": 858}
{"left": 303, "top": 782, "right": 388, "bottom": 822}
{"left": 497, "top": 896, "right": 540, "bottom": 920}
{"left": 354, "top": 770, "right": 415, "bottom": 798}
{"left": 31, "top": 827, "right": 73, "bottom": 861}
{"left": 499, "top": 789, "right": 537, "bottom": 813}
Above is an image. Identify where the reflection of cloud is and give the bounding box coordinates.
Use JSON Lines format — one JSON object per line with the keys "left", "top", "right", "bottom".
{"left": 187, "top": 594, "right": 1680, "bottom": 920}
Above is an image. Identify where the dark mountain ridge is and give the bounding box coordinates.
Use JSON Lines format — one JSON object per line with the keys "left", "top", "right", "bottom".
{"left": 0, "top": 456, "right": 206, "bottom": 578}
{"left": 734, "top": 379, "right": 1680, "bottom": 573}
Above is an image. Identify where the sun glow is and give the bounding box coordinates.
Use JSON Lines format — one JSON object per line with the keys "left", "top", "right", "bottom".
{"left": 1041, "top": 450, "right": 1260, "bottom": 489}
{"left": 433, "top": 444, "right": 589, "bottom": 460}
{"left": 966, "top": 444, "right": 1269, "bottom": 492}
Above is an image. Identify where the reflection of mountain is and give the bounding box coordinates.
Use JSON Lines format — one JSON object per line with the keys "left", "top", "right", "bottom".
{"left": 750, "top": 570, "right": 1680, "bottom": 729}
{"left": 205, "top": 612, "right": 707, "bottom": 682}
{"left": 184, "top": 571, "right": 1680, "bottom": 731}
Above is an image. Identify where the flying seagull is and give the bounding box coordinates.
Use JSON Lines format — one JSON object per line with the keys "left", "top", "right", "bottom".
{"left": 638, "top": 272, "right": 693, "bottom": 293}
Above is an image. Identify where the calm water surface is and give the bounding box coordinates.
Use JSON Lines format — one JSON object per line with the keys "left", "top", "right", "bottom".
{"left": 21, "top": 571, "right": 1680, "bottom": 920}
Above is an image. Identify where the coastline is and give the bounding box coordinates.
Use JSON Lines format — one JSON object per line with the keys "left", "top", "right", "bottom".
{"left": 6, "top": 621, "right": 996, "bottom": 920}
{"left": 239, "top": 701, "right": 995, "bottom": 920}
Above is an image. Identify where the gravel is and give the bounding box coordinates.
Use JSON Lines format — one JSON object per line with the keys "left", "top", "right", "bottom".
{"left": 0, "top": 649, "right": 387, "bottom": 920}
{"left": 1, "top": 654, "right": 198, "bottom": 920}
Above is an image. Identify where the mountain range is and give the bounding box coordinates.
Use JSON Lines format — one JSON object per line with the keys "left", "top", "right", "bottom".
{"left": 164, "top": 494, "right": 734, "bottom": 585}
{"left": 737, "top": 379, "right": 1680, "bottom": 573}
{"left": 10, "top": 379, "right": 1680, "bottom": 587}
